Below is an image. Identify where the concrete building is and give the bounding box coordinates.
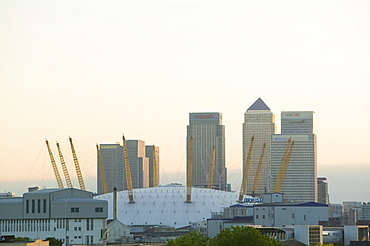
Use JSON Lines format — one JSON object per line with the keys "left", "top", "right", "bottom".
{"left": 187, "top": 112, "right": 227, "bottom": 190}
{"left": 0, "top": 188, "right": 107, "bottom": 245}
{"left": 253, "top": 202, "right": 328, "bottom": 227}
{"left": 270, "top": 134, "right": 317, "bottom": 202}
{"left": 242, "top": 98, "right": 276, "bottom": 195}
{"left": 97, "top": 140, "right": 150, "bottom": 194}
{"left": 294, "top": 225, "right": 322, "bottom": 246}
{"left": 145, "top": 145, "right": 160, "bottom": 187}
{"left": 318, "top": 177, "right": 329, "bottom": 204}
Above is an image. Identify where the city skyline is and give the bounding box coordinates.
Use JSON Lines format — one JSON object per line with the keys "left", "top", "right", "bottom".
{"left": 0, "top": 0, "right": 369, "bottom": 204}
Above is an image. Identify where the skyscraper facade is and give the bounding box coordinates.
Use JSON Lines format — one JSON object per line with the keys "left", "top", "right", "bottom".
{"left": 145, "top": 145, "right": 160, "bottom": 187}
{"left": 270, "top": 111, "right": 317, "bottom": 202}
{"left": 270, "top": 134, "right": 317, "bottom": 202}
{"left": 187, "top": 112, "right": 227, "bottom": 190}
{"left": 97, "top": 139, "right": 150, "bottom": 194}
{"left": 242, "top": 98, "right": 276, "bottom": 195}
{"left": 318, "top": 177, "right": 329, "bottom": 204}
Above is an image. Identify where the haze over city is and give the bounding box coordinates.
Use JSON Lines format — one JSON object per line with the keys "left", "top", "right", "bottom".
{"left": 0, "top": 0, "right": 369, "bottom": 204}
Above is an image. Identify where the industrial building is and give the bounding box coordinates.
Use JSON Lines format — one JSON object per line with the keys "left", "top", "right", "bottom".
{"left": 187, "top": 112, "right": 227, "bottom": 190}
{"left": 242, "top": 98, "right": 276, "bottom": 195}
{"left": 0, "top": 188, "right": 108, "bottom": 245}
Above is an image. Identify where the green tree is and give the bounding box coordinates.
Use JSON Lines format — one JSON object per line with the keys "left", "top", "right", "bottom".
{"left": 45, "top": 237, "right": 63, "bottom": 246}
{"left": 15, "top": 237, "right": 30, "bottom": 242}
{"left": 166, "top": 230, "right": 210, "bottom": 246}
{"left": 210, "top": 226, "right": 281, "bottom": 246}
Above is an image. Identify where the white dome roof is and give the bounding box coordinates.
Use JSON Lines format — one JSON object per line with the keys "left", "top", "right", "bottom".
{"left": 95, "top": 185, "right": 252, "bottom": 228}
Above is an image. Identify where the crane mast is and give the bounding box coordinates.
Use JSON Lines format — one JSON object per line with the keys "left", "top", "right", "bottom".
{"left": 186, "top": 136, "right": 193, "bottom": 203}
{"left": 252, "top": 142, "right": 266, "bottom": 195}
{"left": 207, "top": 144, "right": 216, "bottom": 189}
{"left": 45, "top": 140, "right": 64, "bottom": 189}
{"left": 272, "top": 139, "right": 294, "bottom": 193}
{"left": 97, "top": 144, "right": 108, "bottom": 194}
{"left": 56, "top": 142, "right": 73, "bottom": 188}
{"left": 122, "top": 134, "right": 134, "bottom": 203}
{"left": 152, "top": 145, "right": 159, "bottom": 187}
{"left": 69, "top": 137, "right": 86, "bottom": 191}
{"left": 239, "top": 136, "right": 254, "bottom": 202}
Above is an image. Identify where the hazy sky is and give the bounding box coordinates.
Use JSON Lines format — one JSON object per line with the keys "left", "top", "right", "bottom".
{"left": 1, "top": 0, "right": 369, "bottom": 204}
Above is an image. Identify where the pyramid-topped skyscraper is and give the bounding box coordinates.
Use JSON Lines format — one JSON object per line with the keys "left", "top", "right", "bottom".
{"left": 242, "top": 98, "right": 276, "bottom": 195}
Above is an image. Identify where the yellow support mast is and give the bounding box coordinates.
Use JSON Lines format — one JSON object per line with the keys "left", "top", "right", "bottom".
{"left": 252, "top": 142, "right": 266, "bottom": 195}
{"left": 272, "top": 138, "right": 294, "bottom": 193}
{"left": 239, "top": 136, "right": 254, "bottom": 202}
{"left": 69, "top": 136, "right": 86, "bottom": 191}
{"left": 97, "top": 144, "right": 108, "bottom": 194}
{"left": 122, "top": 134, "right": 134, "bottom": 203}
{"left": 56, "top": 142, "right": 73, "bottom": 188}
{"left": 207, "top": 144, "right": 216, "bottom": 189}
{"left": 45, "top": 140, "right": 64, "bottom": 189}
{"left": 186, "top": 136, "right": 193, "bottom": 203}
{"left": 152, "top": 145, "right": 159, "bottom": 187}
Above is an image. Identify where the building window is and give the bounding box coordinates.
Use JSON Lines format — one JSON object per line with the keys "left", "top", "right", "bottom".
{"left": 32, "top": 200, "right": 35, "bottom": 213}
{"left": 26, "top": 200, "right": 29, "bottom": 213}
{"left": 78, "top": 227, "right": 81, "bottom": 231}
{"left": 71, "top": 207, "right": 79, "bottom": 213}
{"left": 262, "top": 215, "right": 265, "bottom": 219}
{"left": 86, "top": 219, "right": 89, "bottom": 231}
{"left": 91, "top": 219, "right": 93, "bottom": 230}
{"left": 304, "top": 215, "right": 306, "bottom": 220}
{"left": 38, "top": 199, "right": 41, "bottom": 213}
{"left": 74, "top": 227, "right": 77, "bottom": 231}
{"left": 256, "top": 215, "right": 258, "bottom": 219}
{"left": 95, "top": 207, "right": 103, "bottom": 213}
{"left": 43, "top": 199, "right": 46, "bottom": 213}
{"left": 292, "top": 213, "right": 295, "bottom": 219}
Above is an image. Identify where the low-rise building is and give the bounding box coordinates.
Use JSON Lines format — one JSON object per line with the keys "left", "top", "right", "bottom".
{"left": 0, "top": 188, "right": 107, "bottom": 245}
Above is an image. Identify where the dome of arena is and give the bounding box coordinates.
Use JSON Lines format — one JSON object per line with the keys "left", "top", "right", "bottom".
{"left": 95, "top": 184, "right": 253, "bottom": 228}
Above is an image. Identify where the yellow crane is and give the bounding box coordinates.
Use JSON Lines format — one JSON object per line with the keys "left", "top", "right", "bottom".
{"left": 45, "top": 140, "right": 64, "bottom": 189}
{"left": 56, "top": 142, "right": 73, "bottom": 188}
{"left": 69, "top": 136, "right": 86, "bottom": 191}
{"left": 252, "top": 142, "right": 266, "bottom": 195}
{"left": 96, "top": 144, "right": 108, "bottom": 194}
{"left": 238, "top": 136, "right": 254, "bottom": 202}
{"left": 122, "top": 134, "right": 134, "bottom": 203}
{"left": 207, "top": 144, "right": 216, "bottom": 189}
{"left": 186, "top": 136, "right": 193, "bottom": 203}
{"left": 152, "top": 145, "right": 159, "bottom": 187}
{"left": 272, "top": 138, "right": 294, "bottom": 193}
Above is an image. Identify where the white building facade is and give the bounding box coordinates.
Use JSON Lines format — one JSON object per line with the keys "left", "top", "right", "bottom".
{"left": 0, "top": 188, "right": 108, "bottom": 245}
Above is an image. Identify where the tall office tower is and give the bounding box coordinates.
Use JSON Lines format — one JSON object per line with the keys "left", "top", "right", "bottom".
{"left": 187, "top": 112, "right": 227, "bottom": 190}
{"left": 281, "top": 111, "right": 314, "bottom": 134}
{"left": 270, "top": 111, "right": 317, "bottom": 202}
{"left": 97, "top": 140, "right": 149, "bottom": 194}
{"left": 242, "top": 98, "right": 276, "bottom": 195}
{"left": 317, "top": 177, "right": 329, "bottom": 204}
{"left": 145, "top": 145, "right": 160, "bottom": 187}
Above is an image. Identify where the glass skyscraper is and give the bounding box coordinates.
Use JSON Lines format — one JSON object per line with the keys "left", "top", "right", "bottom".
{"left": 187, "top": 112, "right": 227, "bottom": 190}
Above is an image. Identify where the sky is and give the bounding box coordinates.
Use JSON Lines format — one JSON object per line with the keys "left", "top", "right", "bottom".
{"left": 0, "top": 0, "right": 369, "bottom": 204}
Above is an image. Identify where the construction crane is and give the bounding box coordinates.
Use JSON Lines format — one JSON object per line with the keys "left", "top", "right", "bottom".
{"left": 272, "top": 138, "right": 294, "bottom": 193}
{"left": 69, "top": 136, "right": 86, "bottom": 191}
{"left": 207, "top": 144, "right": 216, "bottom": 189}
{"left": 252, "top": 142, "right": 266, "bottom": 196}
{"left": 152, "top": 145, "right": 159, "bottom": 187}
{"left": 186, "top": 136, "right": 193, "bottom": 203}
{"left": 238, "top": 136, "right": 254, "bottom": 202}
{"left": 96, "top": 144, "right": 108, "bottom": 194}
{"left": 56, "top": 142, "right": 73, "bottom": 188}
{"left": 45, "top": 140, "right": 64, "bottom": 189}
{"left": 122, "top": 134, "right": 134, "bottom": 203}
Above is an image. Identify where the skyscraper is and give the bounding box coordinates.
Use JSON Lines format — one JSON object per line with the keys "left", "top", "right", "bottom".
{"left": 187, "top": 112, "right": 227, "bottom": 190}
{"left": 145, "top": 145, "right": 160, "bottom": 187}
{"left": 97, "top": 139, "right": 150, "bottom": 194}
{"left": 318, "top": 177, "right": 329, "bottom": 204}
{"left": 242, "top": 98, "right": 276, "bottom": 195}
{"left": 270, "top": 111, "right": 317, "bottom": 202}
